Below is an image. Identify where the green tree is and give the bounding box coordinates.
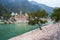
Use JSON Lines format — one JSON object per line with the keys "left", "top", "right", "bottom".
{"left": 51, "top": 8, "right": 60, "bottom": 22}
{"left": 28, "top": 10, "right": 48, "bottom": 20}
{"left": 35, "top": 10, "right": 48, "bottom": 18}
{"left": 28, "top": 10, "right": 48, "bottom": 30}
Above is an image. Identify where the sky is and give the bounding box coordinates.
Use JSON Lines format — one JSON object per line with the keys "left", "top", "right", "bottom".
{"left": 28, "top": 0, "right": 60, "bottom": 7}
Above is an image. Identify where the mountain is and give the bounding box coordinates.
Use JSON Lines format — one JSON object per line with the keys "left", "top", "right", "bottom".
{"left": 0, "top": 0, "right": 41, "bottom": 13}
{"left": 29, "top": 1, "right": 54, "bottom": 14}
{"left": 0, "top": 0, "right": 53, "bottom": 14}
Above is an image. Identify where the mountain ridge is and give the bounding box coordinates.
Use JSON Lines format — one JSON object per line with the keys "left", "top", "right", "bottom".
{"left": 0, "top": 0, "right": 54, "bottom": 14}
{"left": 29, "top": 1, "right": 54, "bottom": 14}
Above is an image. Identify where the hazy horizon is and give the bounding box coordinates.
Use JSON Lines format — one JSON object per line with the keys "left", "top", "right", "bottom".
{"left": 0, "top": 0, "right": 60, "bottom": 7}
{"left": 28, "top": 0, "right": 60, "bottom": 7}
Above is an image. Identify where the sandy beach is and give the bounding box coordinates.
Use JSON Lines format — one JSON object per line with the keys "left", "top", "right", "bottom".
{"left": 9, "top": 23, "right": 60, "bottom": 40}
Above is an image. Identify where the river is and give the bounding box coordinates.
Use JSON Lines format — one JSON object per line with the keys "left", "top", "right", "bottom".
{"left": 0, "top": 21, "right": 53, "bottom": 40}
{"left": 0, "top": 22, "right": 39, "bottom": 40}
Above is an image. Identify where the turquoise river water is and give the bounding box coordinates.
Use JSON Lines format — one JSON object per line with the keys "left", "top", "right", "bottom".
{"left": 0, "top": 22, "right": 52, "bottom": 40}
{"left": 0, "top": 23, "right": 40, "bottom": 40}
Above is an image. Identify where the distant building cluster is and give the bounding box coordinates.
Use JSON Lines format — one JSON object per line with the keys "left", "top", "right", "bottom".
{"left": 0, "top": 11, "right": 29, "bottom": 24}
{"left": 11, "top": 11, "right": 29, "bottom": 22}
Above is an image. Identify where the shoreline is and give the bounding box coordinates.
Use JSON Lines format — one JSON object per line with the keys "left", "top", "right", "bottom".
{"left": 9, "top": 23, "right": 60, "bottom": 40}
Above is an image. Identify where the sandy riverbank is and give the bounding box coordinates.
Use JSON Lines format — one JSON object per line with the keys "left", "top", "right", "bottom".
{"left": 9, "top": 23, "right": 60, "bottom": 40}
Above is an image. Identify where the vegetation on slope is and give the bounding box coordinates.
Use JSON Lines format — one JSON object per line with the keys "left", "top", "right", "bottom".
{"left": 51, "top": 8, "right": 60, "bottom": 22}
